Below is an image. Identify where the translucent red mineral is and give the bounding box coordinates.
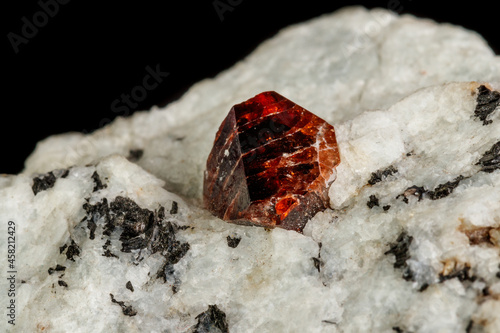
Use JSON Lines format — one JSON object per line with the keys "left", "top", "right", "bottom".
{"left": 203, "top": 91, "right": 340, "bottom": 232}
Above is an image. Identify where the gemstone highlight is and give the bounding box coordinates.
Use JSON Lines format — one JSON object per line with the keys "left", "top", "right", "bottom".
{"left": 203, "top": 91, "right": 340, "bottom": 232}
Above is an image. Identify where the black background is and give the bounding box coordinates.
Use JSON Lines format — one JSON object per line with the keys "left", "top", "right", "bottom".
{"left": 4, "top": 1, "right": 499, "bottom": 174}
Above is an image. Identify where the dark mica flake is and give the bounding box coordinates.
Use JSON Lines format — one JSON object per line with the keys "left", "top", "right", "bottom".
{"left": 32, "top": 169, "right": 70, "bottom": 195}
{"left": 146, "top": 213, "right": 190, "bottom": 257}
{"left": 383, "top": 205, "right": 391, "bottom": 211}
{"left": 474, "top": 85, "right": 500, "bottom": 125}
{"left": 428, "top": 176, "right": 465, "bottom": 200}
{"left": 476, "top": 141, "right": 500, "bottom": 173}
{"left": 368, "top": 165, "right": 398, "bottom": 185}
{"left": 367, "top": 195, "right": 380, "bottom": 209}
{"left": 161, "top": 238, "right": 191, "bottom": 267}
{"left": 385, "top": 232, "right": 413, "bottom": 280}
{"left": 110, "top": 293, "right": 137, "bottom": 317}
{"left": 87, "top": 220, "right": 97, "bottom": 240}
{"left": 312, "top": 242, "right": 323, "bottom": 273}
{"left": 170, "top": 201, "right": 178, "bottom": 215}
{"left": 58, "top": 280, "right": 68, "bottom": 287}
{"left": 418, "top": 283, "right": 429, "bottom": 292}
{"left": 83, "top": 198, "right": 111, "bottom": 237}
{"left": 156, "top": 236, "right": 190, "bottom": 284}
{"left": 157, "top": 263, "right": 175, "bottom": 287}
{"left": 226, "top": 235, "right": 241, "bottom": 248}
{"left": 83, "top": 195, "right": 190, "bottom": 288}
{"left": 110, "top": 196, "right": 155, "bottom": 253}
{"left": 61, "top": 239, "right": 81, "bottom": 262}
{"left": 97, "top": 196, "right": 190, "bottom": 283}
{"left": 91, "top": 171, "right": 107, "bottom": 192}
{"left": 102, "top": 239, "right": 119, "bottom": 258}
{"left": 32, "top": 171, "right": 57, "bottom": 195}
{"left": 135, "top": 209, "right": 190, "bottom": 289}
{"left": 194, "top": 305, "right": 229, "bottom": 333}
{"left": 102, "top": 239, "right": 111, "bottom": 249}
{"left": 48, "top": 264, "right": 66, "bottom": 275}
{"left": 126, "top": 281, "right": 134, "bottom": 292}
{"left": 466, "top": 320, "right": 474, "bottom": 333}
{"left": 127, "top": 149, "right": 144, "bottom": 162}
{"left": 312, "top": 257, "right": 322, "bottom": 273}
{"left": 102, "top": 249, "right": 119, "bottom": 258}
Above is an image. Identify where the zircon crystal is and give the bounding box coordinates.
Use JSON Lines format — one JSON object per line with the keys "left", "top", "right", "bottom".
{"left": 203, "top": 91, "right": 340, "bottom": 232}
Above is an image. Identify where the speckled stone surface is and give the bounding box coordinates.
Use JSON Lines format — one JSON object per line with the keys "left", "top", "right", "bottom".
{"left": 1, "top": 6, "right": 499, "bottom": 333}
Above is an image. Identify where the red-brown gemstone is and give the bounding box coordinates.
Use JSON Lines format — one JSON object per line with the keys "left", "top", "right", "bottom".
{"left": 203, "top": 91, "right": 340, "bottom": 232}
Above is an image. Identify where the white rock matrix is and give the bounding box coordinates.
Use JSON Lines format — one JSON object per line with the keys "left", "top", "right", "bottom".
{"left": 1, "top": 6, "right": 500, "bottom": 333}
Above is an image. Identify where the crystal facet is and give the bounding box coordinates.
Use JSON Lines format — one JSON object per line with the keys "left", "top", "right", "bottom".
{"left": 203, "top": 91, "right": 340, "bottom": 232}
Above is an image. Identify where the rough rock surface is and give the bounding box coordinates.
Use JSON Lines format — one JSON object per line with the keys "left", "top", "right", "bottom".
{"left": 1, "top": 6, "right": 500, "bottom": 333}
